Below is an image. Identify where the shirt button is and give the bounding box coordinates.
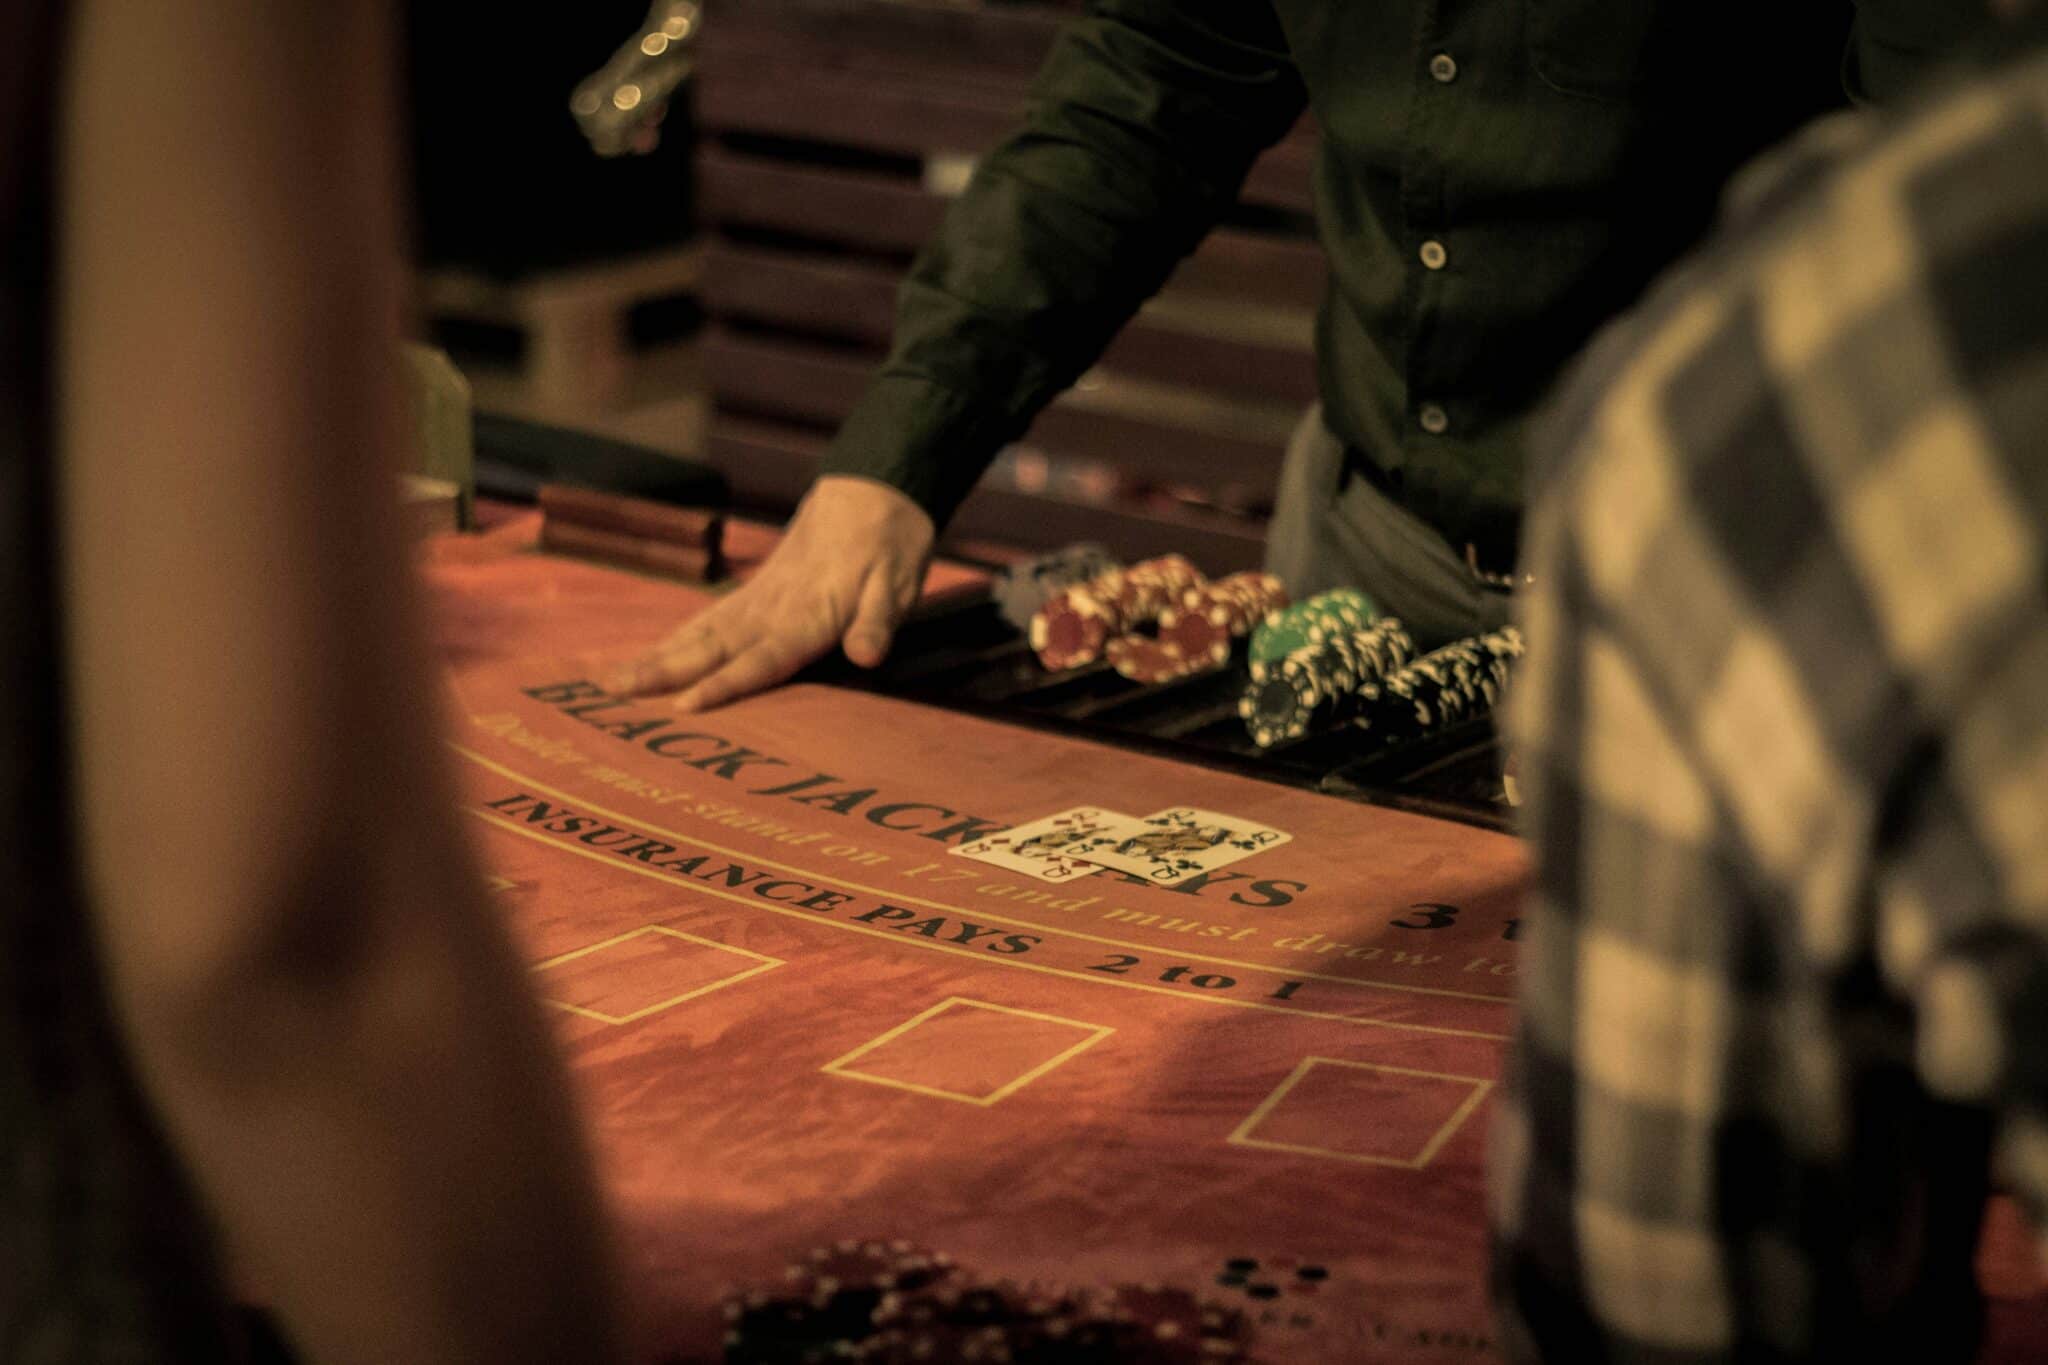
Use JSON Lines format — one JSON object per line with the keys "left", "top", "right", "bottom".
{"left": 1419, "top": 403, "right": 1449, "bottom": 435}
{"left": 1419, "top": 239, "right": 1448, "bottom": 270}
{"left": 1429, "top": 53, "right": 1459, "bottom": 83}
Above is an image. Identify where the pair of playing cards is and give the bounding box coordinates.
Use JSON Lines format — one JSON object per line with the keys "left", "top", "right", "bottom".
{"left": 952, "top": 806, "right": 1291, "bottom": 886}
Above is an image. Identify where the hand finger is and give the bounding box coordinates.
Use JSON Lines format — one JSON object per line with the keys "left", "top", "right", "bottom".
{"left": 675, "top": 639, "right": 808, "bottom": 713}
{"left": 609, "top": 621, "right": 732, "bottom": 698}
{"left": 841, "top": 568, "right": 900, "bottom": 669}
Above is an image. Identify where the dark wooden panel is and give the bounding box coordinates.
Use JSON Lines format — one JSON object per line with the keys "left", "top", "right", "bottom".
{"left": 701, "top": 150, "right": 1328, "bottom": 310}
{"left": 949, "top": 487, "right": 1267, "bottom": 575}
{"left": 1024, "top": 399, "right": 1287, "bottom": 492}
{"left": 705, "top": 0, "right": 1063, "bottom": 83}
{"left": 704, "top": 414, "right": 1267, "bottom": 573}
{"left": 1106, "top": 317, "right": 1316, "bottom": 406}
{"left": 697, "top": 67, "right": 1026, "bottom": 160}
{"left": 701, "top": 248, "right": 1313, "bottom": 404}
{"left": 704, "top": 415, "right": 828, "bottom": 509}
{"left": 702, "top": 329, "right": 870, "bottom": 425}
{"left": 700, "top": 59, "right": 1315, "bottom": 215}
{"left": 703, "top": 329, "right": 1294, "bottom": 492}
{"left": 703, "top": 150, "right": 1328, "bottom": 312}
{"left": 701, "top": 243, "right": 899, "bottom": 343}
{"left": 698, "top": 151, "right": 949, "bottom": 255}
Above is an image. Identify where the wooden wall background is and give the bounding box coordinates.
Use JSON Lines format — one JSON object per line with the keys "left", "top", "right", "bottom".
{"left": 694, "top": 0, "right": 1324, "bottom": 570}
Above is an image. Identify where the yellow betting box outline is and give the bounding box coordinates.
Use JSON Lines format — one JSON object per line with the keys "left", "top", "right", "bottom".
{"left": 1227, "top": 1056, "right": 1494, "bottom": 1170}
{"left": 821, "top": 997, "right": 1114, "bottom": 1107}
{"left": 534, "top": 925, "right": 783, "bottom": 1025}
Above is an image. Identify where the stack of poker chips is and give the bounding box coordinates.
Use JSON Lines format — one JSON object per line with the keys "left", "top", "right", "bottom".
{"left": 721, "top": 1240, "right": 952, "bottom": 1361}
{"left": 1247, "top": 586, "right": 1382, "bottom": 666}
{"left": 867, "top": 1280, "right": 1245, "bottom": 1364}
{"left": 1105, "top": 571, "right": 1290, "bottom": 684}
{"left": 536, "top": 482, "right": 725, "bottom": 582}
{"left": 1351, "top": 625, "right": 1525, "bottom": 744}
{"left": 1239, "top": 616, "right": 1418, "bottom": 749}
{"left": 719, "top": 1238, "right": 1247, "bottom": 1363}
{"left": 1028, "top": 554, "right": 1204, "bottom": 671}
{"left": 990, "top": 543, "right": 1122, "bottom": 632}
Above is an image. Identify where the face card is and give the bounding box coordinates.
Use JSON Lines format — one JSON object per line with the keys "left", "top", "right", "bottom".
{"left": 950, "top": 806, "right": 1130, "bottom": 882}
{"left": 1063, "top": 806, "right": 1293, "bottom": 885}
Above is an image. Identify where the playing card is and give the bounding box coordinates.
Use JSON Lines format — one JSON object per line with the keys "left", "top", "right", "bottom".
{"left": 1063, "top": 806, "right": 1293, "bottom": 885}
{"left": 949, "top": 806, "right": 1130, "bottom": 882}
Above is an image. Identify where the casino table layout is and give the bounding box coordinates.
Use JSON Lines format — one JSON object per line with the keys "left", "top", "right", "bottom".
{"left": 420, "top": 515, "right": 2048, "bottom": 1363}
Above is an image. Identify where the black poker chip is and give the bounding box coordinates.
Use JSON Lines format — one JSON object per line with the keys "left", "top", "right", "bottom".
{"left": 1350, "top": 626, "right": 1524, "bottom": 744}
{"left": 1238, "top": 616, "right": 1417, "bottom": 748}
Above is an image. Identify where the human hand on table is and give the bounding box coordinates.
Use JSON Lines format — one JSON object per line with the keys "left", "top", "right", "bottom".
{"left": 608, "top": 475, "right": 935, "bottom": 710}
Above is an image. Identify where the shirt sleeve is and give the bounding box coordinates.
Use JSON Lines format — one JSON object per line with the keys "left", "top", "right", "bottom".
{"left": 817, "top": 0, "right": 1307, "bottom": 527}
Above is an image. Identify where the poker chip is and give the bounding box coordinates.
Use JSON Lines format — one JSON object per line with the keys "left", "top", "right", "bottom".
{"left": 722, "top": 1243, "right": 1244, "bottom": 1364}
{"left": 1103, "top": 634, "right": 1207, "bottom": 685}
{"left": 858, "top": 1323, "right": 1016, "bottom": 1363}
{"left": 1029, "top": 555, "right": 1205, "bottom": 671}
{"left": 1238, "top": 616, "right": 1417, "bottom": 749}
{"left": 868, "top": 1277, "right": 1057, "bottom": 1363}
{"left": 991, "top": 544, "right": 1121, "bottom": 633}
{"left": 1154, "top": 572, "right": 1289, "bottom": 671}
{"left": 1248, "top": 587, "right": 1379, "bottom": 666}
{"left": 1349, "top": 626, "right": 1524, "bottom": 744}
{"left": 1045, "top": 1284, "right": 1247, "bottom": 1364}
{"left": 723, "top": 1241, "right": 955, "bottom": 1363}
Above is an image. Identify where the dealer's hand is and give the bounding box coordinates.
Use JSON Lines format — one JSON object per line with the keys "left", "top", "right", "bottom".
{"left": 609, "top": 475, "right": 935, "bottom": 710}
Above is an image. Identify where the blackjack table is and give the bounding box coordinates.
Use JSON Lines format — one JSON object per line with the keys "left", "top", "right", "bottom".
{"left": 418, "top": 510, "right": 2048, "bottom": 1364}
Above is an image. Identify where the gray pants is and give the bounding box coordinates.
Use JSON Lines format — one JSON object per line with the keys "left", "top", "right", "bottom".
{"left": 1263, "top": 404, "right": 1514, "bottom": 652}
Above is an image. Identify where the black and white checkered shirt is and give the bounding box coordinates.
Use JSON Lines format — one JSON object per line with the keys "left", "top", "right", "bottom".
{"left": 1493, "top": 22, "right": 2048, "bottom": 1362}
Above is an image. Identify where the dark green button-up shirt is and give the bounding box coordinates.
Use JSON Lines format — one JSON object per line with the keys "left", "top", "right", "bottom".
{"left": 819, "top": 1, "right": 1978, "bottom": 565}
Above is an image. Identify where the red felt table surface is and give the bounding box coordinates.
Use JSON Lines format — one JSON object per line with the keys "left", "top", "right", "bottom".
{"left": 418, "top": 525, "right": 2048, "bottom": 1363}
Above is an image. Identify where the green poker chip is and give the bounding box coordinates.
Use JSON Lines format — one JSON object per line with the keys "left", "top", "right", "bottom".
{"left": 1248, "top": 587, "right": 1380, "bottom": 665}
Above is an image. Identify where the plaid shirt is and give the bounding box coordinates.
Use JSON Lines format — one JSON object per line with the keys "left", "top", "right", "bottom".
{"left": 1493, "top": 24, "right": 2048, "bottom": 1363}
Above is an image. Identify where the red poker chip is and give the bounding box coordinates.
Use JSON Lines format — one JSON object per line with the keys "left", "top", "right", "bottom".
{"left": 1029, "top": 591, "right": 1112, "bottom": 671}
{"left": 1105, "top": 635, "right": 1206, "bottom": 685}
{"left": 1031, "top": 556, "right": 1206, "bottom": 673}
{"left": 1112, "top": 556, "right": 1204, "bottom": 632}
{"left": 1156, "top": 572, "right": 1287, "bottom": 665}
